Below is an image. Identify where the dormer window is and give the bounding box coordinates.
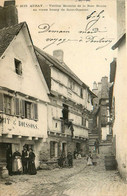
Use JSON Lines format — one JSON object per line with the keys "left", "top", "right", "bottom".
{"left": 14, "top": 58, "right": 22, "bottom": 75}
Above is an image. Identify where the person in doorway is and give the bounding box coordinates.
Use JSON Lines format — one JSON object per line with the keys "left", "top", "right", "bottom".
{"left": 12, "top": 148, "right": 23, "bottom": 174}
{"left": 6, "top": 145, "right": 12, "bottom": 176}
{"left": 74, "top": 150, "right": 78, "bottom": 159}
{"left": 22, "top": 146, "right": 29, "bottom": 174}
{"left": 28, "top": 148, "right": 37, "bottom": 175}
{"left": 67, "top": 152, "right": 73, "bottom": 168}
{"left": 58, "top": 152, "right": 66, "bottom": 168}
{"left": 94, "top": 139, "right": 100, "bottom": 154}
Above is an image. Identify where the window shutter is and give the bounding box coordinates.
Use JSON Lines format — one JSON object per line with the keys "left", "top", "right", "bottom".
{"left": 0, "top": 93, "right": 4, "bottom": 112}
{"left": 15, "top": 98, "right": 20, "bottom": 116}
{"left": 34, "top": 103, "right": 38, "bottom": 121}
{"left": 30, "top": 103, "right": 34, "bottom": 120}
{"left": 21, "top": 100, "right": 25, "bottom": 118}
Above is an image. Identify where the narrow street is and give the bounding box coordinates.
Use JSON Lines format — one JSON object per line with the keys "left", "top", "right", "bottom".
{"left": 1, "top": 150, "right": 127, "bottom": 196}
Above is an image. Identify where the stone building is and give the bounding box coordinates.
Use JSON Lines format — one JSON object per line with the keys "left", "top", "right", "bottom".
{"left": 92, "top": 77, "right": 112, "bottom": 141}
{"left": 111, "top": 0, "right": 127, "bottom": 180}
{"left": 35, "top": 47, "right": 95, "bottom": 159}
{"left": 0, "top": 1, "right": 50, "bottom": 167}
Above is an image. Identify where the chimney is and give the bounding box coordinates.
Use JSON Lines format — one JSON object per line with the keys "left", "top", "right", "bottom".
{"left": 0, "top": 0, "right": 18, "bottom": 29}
{"left": 92, "top": 81, "right": 98, "bottom": 95}
{"left": 93, "top": 81, "right": 98, "bottom": 90}
{"left": 98, "top": 82, "right": 102, "bottom": 91}
{"left": 53, "top": 50, "right": 64, "bottom": 62}
{"left": 4, "top": 0, "right": 15, "bottom": 6}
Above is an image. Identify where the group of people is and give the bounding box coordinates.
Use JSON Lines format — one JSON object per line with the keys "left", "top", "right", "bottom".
{"left": 6, "top": 145, "right": 37, "bottom": 176}
{"left": 58, "top": 152, "right": 73, "bottom": 168}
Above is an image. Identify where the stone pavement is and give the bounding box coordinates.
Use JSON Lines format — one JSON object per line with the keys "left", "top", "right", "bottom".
{"left": 1, "top": 153, "right": 127, "bottom": 196}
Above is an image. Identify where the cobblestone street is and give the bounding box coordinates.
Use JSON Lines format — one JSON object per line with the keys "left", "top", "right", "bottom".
{"left": 1, "top": 151, "right": 127, "bottom": 196}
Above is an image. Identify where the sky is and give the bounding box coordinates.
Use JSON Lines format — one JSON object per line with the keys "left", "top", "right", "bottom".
{"left": 0, "top": 0, "right": 117, "bottom": 89}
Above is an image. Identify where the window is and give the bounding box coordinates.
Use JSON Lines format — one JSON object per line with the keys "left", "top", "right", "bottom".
{"left": 87, "top": 94, "right": 90, "bottom": 103}
{"left": 82, "top": 114, "right": 89, "bottom": 128}
{"left": 80, "top": 88, "right": 83, "bottom": 98}
{"left": 86, "top": 119, "right": 89, "bottom": 128}
{"left": 68, "top": 79, "right": 75, "bottom": 90}
{"left": 50, "top": 141, "right": 58, "bottom": 158}
{"left": 25, "top": 101, "right": 32, "bottom": 119}
{"left": 21, "top": 100, "right": 38, "bottom": 120}
{"left": 4, "top": 95, "right": 12, "bottom": 115}
{"left": 82, "top": 116, "right": 86, "bottom": 127}
{"left": 14, "top": 58, "right": 22, "bottom": 75}
{"left": 62, "top": 104, "right": 69, "bottom": 121}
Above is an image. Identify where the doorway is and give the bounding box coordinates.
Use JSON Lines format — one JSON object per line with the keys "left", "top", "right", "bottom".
{"left": 0, "top": 143, "right": 12, "bottom": 163}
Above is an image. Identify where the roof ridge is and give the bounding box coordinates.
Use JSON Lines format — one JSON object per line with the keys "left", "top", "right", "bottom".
{"left": 0, "top": 22, "right": 25, "bottom": 32}
{"left": 34, "top": 46, "right": 83, "bottom": 83}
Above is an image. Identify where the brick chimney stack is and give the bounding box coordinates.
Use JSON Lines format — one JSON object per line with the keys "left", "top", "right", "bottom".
{"left": 53, "top": 50, "right": 64, "bottom": 62}
{"left": 0, "top": 0, "right": 18, "bottom": 29}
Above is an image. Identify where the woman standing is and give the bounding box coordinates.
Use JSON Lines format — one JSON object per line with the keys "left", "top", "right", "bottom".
{"left": 28, "top": 148, "right": 37, "bottom": 175}
{"left": 12, "top": 148, "right": 23, "bottom": 174}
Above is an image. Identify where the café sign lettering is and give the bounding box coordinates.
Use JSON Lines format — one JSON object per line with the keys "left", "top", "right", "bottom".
{"left": 3, "top": 117, "right": 38, "bottom": 129}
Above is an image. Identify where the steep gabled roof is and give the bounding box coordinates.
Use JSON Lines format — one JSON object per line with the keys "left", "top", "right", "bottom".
{"left": 35, "top": 46, "right": 96, "bottom": 97}
{"left": 34, "top": 46, "right": 84, "bottom": 86}
{"left": 0, "top": 22, "right": 25, "bottom": 57}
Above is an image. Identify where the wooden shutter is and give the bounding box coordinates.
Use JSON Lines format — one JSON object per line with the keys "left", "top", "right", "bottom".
{"left": 34, "top": 103, "right": 38, "bottom": 121}
{"left": 15, "top": 98, "right": 20, "bottom": 116}
{"left": 20, "top": 100, "right": 25, "bottom": 118}
{"left": 0, "top": 93, "right": 4, "bottom": 112}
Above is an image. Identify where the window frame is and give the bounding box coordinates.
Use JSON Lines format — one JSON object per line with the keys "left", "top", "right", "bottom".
{"left": 4, "top": 95, "right": 12, "bottom": 115}
{"left": 14, "top": 58, "right": 22, "bottom": 75}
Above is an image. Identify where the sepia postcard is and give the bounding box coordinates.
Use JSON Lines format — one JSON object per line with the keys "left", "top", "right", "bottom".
{"left": 0, "top": 0, "right": 127, "bottom": 196}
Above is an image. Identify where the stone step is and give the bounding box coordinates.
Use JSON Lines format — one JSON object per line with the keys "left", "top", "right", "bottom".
{"left": 89, "top": 135, "right": 99, "bottom": 139}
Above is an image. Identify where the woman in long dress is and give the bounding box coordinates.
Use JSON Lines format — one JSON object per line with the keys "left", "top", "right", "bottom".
{"left": 12, "top": 148, "right": 23, "bottom": 174}
{"left": 87, "top": 151, "right": 93, "bottom": 166}
{"left": 28, "top": 148, "right": 37, "bottom": 175}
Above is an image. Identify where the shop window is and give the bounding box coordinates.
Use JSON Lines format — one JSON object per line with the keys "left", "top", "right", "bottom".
{"left": 4, "top": 95, "right": 12, "bottom": 115}
{"left": 14, "top": 59, "right": 22, "bottom": 75}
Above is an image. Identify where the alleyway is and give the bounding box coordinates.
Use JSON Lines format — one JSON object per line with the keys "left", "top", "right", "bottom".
{"left": 1, "top": 151, "right": 127, "bottom": 196}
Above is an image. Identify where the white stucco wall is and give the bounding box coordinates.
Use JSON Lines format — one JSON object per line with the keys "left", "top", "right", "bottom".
{"left": 113, "top": 38, "right": 127, "bottom": 179}
{"left": 51, "top": 67, "right": 93, "bottom": 111}
{"left": 0, "top": 26, "right": 49, "bottom": 102}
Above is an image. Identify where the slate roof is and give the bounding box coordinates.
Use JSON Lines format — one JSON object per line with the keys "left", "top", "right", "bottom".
{"left": 0, "top": 22, "right": 25, "bottom": 57}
